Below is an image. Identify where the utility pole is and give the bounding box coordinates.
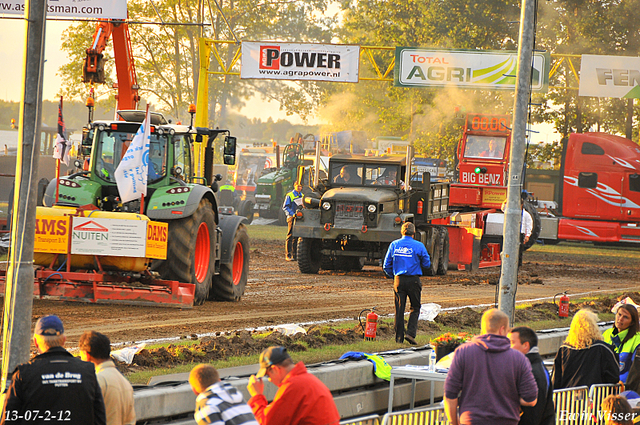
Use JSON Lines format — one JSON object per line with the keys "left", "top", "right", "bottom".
{"left": 498, "top": 0, "right": 535, "bottom": 324}
{"left": 1, "top": 0, "right": 47, "bottom": 399}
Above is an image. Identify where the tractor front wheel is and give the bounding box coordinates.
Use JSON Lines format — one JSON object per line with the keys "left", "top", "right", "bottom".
{"left": 211, "top": 224, "right": 249, "bottom": 301}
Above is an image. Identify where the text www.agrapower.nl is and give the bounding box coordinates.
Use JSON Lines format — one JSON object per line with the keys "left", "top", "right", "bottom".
{"left": 0, "top": 2, "right": 103, "bottom": 14}
{"left": 258, "top": 69, "right": 341, "bottom": 78}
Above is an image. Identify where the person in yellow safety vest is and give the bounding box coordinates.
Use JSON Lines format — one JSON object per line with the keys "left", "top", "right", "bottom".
{"left": 603, "top": 303, "right": 640, "bottom": 383}
{"left": 283, "top": 182, "right": 303, "bottom": 261}
{"left": 219, "top": 180, "right": 237, "bottom": 207}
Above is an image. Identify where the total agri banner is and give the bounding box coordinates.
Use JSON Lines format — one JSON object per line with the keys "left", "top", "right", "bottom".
{"left": 0, "top": 0, "right": 126, "bottom": 18}
{"left": 579, "top": 54, "right": 640, "bottom": 99}
{"left": 241, "top": 42, "right": 360, "bottom": 83}
{"left": 394, "top": 47, "right": 550, "bottom": 92}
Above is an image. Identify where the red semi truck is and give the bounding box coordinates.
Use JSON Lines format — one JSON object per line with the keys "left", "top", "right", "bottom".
{"left": 526, "top": 132, "right": 640, "bottom": 245}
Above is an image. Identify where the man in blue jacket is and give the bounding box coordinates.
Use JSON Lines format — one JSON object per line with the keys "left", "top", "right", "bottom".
{"left": 282, "top": 182, "right": 303, "bottom": 261}
{"left": 383, "top": 222, "right": 430, "bottom": 345}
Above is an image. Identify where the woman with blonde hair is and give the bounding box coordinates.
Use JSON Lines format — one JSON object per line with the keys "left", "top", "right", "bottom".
{"left": 552, "top": 309, "right": 619, "bottom": 389}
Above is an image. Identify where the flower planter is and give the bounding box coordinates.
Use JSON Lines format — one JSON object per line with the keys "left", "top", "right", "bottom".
{"left": 435, "top": 344, "right": 459, "bottom": 361}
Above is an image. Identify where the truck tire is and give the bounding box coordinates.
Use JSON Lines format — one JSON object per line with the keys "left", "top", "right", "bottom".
{"left": 321, "top": 255, "right": 335, "bottom": 270}
{"left": 298, "top": 238, "right": 321, "bottom": 274}
{"left": 240, "top": 201, "right": 255, "bottom": 224}
{"left": 335, "top": 256, "right": 358, "bottom": 271}
{"left": 351, "top": 257, "right": 365, "bottom": 271}
{"left": 424, "top": 229, "right": 441, "bottom": 276}
{"left": 153, "top": 198, "right": 215, "bottom": 306}
{"left": 210, "top": 224, "right": 249, "bottom": 301}
{"left": 523, "top": 201, "right": 541, "bottom": 251}
{"left": 277, "top": 208, "right": 287, "bottom": 226}
{"left": 437, "top": 226, "right": 449, "bottom": 275}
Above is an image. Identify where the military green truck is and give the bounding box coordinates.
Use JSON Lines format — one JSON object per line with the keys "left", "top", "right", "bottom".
{"left": 292, "top": 148, "right": 452, "bottom": 274}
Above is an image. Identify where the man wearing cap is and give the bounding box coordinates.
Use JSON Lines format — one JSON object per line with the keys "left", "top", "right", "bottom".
{"left": 2, "top": 315, "right": 106, "bottom": 425}
{"left": 246, "top": 346, "right": 340, "bottom": 425}
{"left": 383, "top": 222, "right": 431, "bottom": 345}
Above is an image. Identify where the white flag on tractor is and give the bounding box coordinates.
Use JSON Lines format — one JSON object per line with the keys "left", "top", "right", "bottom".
{"left": 114, "top": 108, "right": 150, "bottom": 203}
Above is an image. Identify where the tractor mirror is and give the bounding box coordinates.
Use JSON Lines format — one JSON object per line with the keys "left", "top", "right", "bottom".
{"left": 223, "top": 136, "right": 236, "bottom": 165}
{"left": 224, "top": 136, "right": 236, "bottom": 156}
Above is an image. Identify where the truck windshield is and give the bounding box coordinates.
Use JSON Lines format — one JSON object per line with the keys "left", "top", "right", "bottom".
{"left": 95, "top": 129, "right": 168, "bottom": 183}
{"left": 464, "top": 135, "right": 507, "bottom": 160}
{"left": 331, "top": 162, "right": 400, "bottom": 187}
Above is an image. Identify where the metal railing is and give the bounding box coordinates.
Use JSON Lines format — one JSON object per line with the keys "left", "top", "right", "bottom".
{"left": 382, "top": 405, "right": 448, "bottom": 425}
{"left": 340, "top": 414, "right": 381, "bottom": 425}
{"left": 370, "top": 383, "right": 624, "bottom": 425}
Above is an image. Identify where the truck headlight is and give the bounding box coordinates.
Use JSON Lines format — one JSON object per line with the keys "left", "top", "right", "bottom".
{"left": 322, "top": 202, "right": 331, "bottom": 210}
{"left": 368, "top": 204, "right": 377, "bottom": 213}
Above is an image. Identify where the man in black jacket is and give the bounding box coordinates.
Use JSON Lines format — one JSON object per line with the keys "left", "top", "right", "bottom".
{"left": 508, "top": 327, "right": 555, "bottom": 425}
{"left": 1, "top": 315, "right": 106, "bottom": 425}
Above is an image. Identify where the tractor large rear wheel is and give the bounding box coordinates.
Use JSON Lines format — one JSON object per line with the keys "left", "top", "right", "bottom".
{"left": 153, "top": 198, "right": 215, "bottom": 306}
{"left": 210, "top": 224, "right": 249, "bottom": 301}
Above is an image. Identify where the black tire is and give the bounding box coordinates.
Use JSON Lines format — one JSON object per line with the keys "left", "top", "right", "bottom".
{"left": 277, "top": 208, "right": 287, "bottom": 226}
{"left": 321, "top": 254, "right": 335, "bottom": 270}
{"left": 424, "top": 228, "right": 441, "bottom": 276}
{"left": 210, "top": 224, "right": 249, "bottom": 301}
{"left": 152, "top": 198, "right": 215, "bottom": 306}
{"left": 437, "top": 226, "right": 449, "bottom": 275}
{"left": 298, "top": 238, "right": 321, "bottom": 274}
{"left": 523, "top": 201, "right": 541, "bottom": 251}
{"left": 241, "top": 201, "right": 255, "bottom": 224}
{"left": 351, "top": 257, "right": 365, "bottom": 271}
{"left": 335, "top": 256, "right": 353, "bottom": 271}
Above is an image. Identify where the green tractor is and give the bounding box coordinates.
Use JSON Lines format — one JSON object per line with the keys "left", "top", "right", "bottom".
{"left": 253, "top": 142, "right": 306, "bottom": 225}
{"left": 43, "top": 109, "right": 250, "bottom": 306}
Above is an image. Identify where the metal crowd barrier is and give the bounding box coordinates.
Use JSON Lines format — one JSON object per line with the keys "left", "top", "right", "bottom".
{"left": 373, "top": 383, "right": 622, "bottom": 425}
{"left": 554, "top": 386, "right": 590, "bottom": 425}
{"left": 588, "top": 383, "right": 623, "bottom": 425}
{"left": 381, "top": 405, "right": 448, "bottom": 425}
{"left": 340, "top": 414, "right": 381, "bottom": 425}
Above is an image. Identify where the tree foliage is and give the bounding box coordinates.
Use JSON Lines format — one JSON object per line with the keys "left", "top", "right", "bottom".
{"left": 532, "top": 0, "right": 640, "bottom": 140}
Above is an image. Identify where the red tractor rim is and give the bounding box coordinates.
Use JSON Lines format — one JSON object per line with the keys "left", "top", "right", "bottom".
{"left": 232, "top": 241, "right": 244, "bottom": 286}
{"left": 194, "top": 222, "right": 210, "bottom": 282}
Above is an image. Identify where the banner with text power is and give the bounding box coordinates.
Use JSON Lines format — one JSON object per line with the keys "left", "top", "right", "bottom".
{"left": 394, "top": 47, "right": 550, "bottom": 92}
{"left": 0, "top": 0, "right": 126, "bottom": 19}
{"left": 241, "top": 42, "right": 360, "bottom": 83}
{"left": 579, "top": 54, "right": 640, "bottom": 99}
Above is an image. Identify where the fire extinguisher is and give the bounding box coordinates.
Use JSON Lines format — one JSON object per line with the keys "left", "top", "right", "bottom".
{"left": 359, "top": 307, "right": 378, "bottom": 341}
{"left": 554, "top": 292, "right": 570, "bottom": 318}
{"left": 417, "top": 200, "right": 423, "bottom": 215}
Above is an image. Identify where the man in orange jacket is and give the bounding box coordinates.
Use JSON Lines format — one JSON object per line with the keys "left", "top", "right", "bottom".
{"left": 247, "top": 346, "right": 340, "bottom": 425}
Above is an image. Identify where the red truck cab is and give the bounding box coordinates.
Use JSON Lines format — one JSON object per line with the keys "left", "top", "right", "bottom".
{"left": 450, "top": 114, "right": 511, "bottom": 210}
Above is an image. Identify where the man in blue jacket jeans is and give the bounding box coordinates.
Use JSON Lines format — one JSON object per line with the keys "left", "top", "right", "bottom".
{"left": 383, "top": 222, "right": 430, "bottom": 345}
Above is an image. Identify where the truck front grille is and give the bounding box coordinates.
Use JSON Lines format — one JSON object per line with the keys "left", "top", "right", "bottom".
{"left": 334, "top": 202, "right": 364, "bottom": 229}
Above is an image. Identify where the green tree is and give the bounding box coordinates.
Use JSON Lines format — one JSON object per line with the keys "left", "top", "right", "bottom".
{"left": 532, "top": 0, "right": 640, "bottom": 139}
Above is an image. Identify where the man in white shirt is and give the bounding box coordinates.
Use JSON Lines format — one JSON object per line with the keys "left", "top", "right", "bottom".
{"left": 501, "top": 200, "right": 533, "bottom": 266}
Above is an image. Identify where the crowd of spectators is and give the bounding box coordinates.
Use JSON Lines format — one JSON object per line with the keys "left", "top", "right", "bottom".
{"left": 5, "top": 304, "right": 640, "bottom": 425}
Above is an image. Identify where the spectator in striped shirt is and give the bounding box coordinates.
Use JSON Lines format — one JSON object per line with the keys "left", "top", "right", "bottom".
{"left": 189, "top": 364, "right": 258, "bottom": 425}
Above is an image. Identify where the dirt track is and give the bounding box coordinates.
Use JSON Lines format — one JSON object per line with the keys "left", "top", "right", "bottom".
{"left": 16, "top": 239, "right": 638, "bottom": 349}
